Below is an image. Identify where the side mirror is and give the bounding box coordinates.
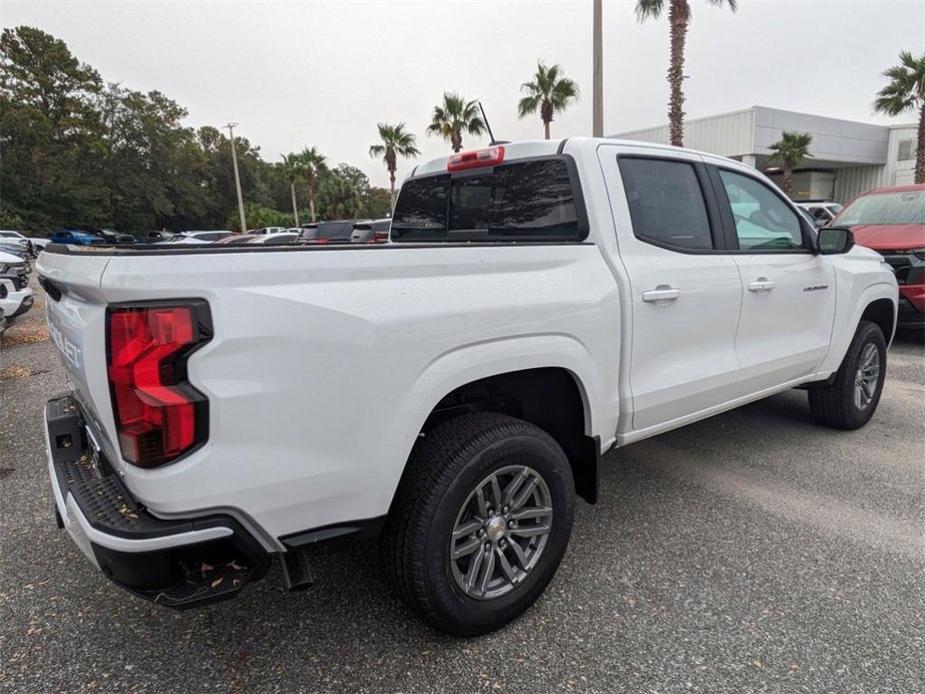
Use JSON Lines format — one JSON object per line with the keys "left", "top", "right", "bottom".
{"left": 816, "top": 226, "right": 854, "bottom": 255}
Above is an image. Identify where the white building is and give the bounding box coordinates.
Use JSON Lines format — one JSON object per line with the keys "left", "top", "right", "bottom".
{"left": 613, "top": 106, "right": 917, "bottom": 203}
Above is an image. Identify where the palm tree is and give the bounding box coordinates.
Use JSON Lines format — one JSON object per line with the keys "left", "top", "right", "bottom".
{"left": 321, "top": 174, "right": 362, "bottom": 219}
{"left": 517, "top": 62, "right": 580, "bottom": 140}
{"left": 768, "top": 131, "right": 813, "bottom": 195}
{"left": 636, "top": 0, "right": 738, "bottom": 147}
{"left": 297, "top": 146, "right": 326, "bottom": 223}
{"left": 369, "top": 123, "right": 420, "bottom": 212}
{"left": 280, "top": 153, "right": 302, "bottom": 226}
{"left": 426, "top": 92, "right": 485, "bottom": 153}
{"left": 874, "top": 50, "right": 925, "bottom": 184}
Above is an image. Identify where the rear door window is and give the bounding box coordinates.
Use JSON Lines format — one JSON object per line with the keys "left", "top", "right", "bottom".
{"left": 618, "top": 157, "right": 715, "bottom": 251}
{"left": 391, "top": 158, "right": 584, "bottom": 242}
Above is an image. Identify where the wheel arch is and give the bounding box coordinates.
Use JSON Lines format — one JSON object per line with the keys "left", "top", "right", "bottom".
{"left": 818, "top": 281, "right": 898, "bottom": 375}
{"left": 385, "top": 336, "right": 605, "bottom": 509}
{"left": 860, "top": 298, "right": 896, "bottom": 345}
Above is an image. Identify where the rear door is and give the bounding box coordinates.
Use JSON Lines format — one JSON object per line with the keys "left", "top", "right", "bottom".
{"left": 709, "top": 166, "right": 836, "bottom": 392}
{"left": 599, "top": 147, "right": 743, "bottom": 431}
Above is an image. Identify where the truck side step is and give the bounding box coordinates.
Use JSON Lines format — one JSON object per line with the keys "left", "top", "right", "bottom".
{"left": 281, "top": 549, "right": 315, "bottom": 591}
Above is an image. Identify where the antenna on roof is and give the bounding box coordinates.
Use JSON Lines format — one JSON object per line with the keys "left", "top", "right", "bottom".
{"left": 478, "top": 101, "right": 509, "bottom": 146}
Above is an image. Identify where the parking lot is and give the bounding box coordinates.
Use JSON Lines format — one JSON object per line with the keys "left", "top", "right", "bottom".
{"left": 1, "top": 280, "right": 923, "bottom": 693}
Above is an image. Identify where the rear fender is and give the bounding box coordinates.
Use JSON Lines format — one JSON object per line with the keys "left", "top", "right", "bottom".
{"left": 376, "top": 334, "right": 607, "bottom": 511}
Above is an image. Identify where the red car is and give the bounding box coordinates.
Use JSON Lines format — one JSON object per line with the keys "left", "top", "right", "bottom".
{"left": 832, "top": 184, "right": 925, "bottom": 330}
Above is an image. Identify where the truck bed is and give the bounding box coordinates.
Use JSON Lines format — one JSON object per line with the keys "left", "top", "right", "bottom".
{"left": 37, "top": 241, "right": 622, "bottom": 545}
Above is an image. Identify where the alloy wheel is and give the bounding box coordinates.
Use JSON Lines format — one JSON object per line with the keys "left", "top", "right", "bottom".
{"left": 449, "top": 465, "right": 553, "bottom": 600}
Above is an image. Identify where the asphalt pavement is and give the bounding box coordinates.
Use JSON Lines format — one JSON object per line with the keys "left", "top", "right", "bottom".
{"left": 1, "top": 279, "right": 923, "bottom": 693}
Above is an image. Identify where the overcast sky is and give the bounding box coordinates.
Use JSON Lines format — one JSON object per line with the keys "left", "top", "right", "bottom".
{"left": 3, "top": 0, "right": 923, "bottom": 187}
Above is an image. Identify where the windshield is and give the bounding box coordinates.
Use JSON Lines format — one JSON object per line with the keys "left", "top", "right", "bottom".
{"left": 836, "top": 190, "right": 925, "bottom": 225}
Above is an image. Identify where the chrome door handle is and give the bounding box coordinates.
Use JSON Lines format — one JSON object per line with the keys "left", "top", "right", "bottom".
{"left": 748, "top": 277, "right": 776, "bottom": 292}
{"left": 641, "top": 285, "right": 681, "bottom": 303}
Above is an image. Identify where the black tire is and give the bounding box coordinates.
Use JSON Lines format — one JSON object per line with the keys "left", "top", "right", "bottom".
{"left": 380, "top": 412, "right": 575, "bottom": 636}
{"left": 808, "top": 320, "right": 886, "bottom": 430}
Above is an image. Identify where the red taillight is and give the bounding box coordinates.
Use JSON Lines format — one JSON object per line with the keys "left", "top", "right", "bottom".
{"left": 106, "top": 302, "right": 211, "bottom": 468}
{"left": 447, "top": 146, "right": 505, "bottom": 171}
{"left": 372, "top": 231, "right": 389, "bottom": 243}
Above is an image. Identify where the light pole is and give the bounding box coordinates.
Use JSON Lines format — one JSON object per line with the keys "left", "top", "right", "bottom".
{"left": 224, "top": 122, "right": 247, "bottom": 233}
{"left": 592, "top": 0, "right": 603, "bottom": 137}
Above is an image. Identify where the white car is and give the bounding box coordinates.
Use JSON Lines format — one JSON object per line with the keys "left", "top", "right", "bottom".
{"left": 0, "top": 229, "right": 50, "bottom": 253}
{"left": 247, "top": 232, "right": 300, "bottom": 245}
{"left": 0, "top": 277, "right": 34, "bottom": 334}
{"left": 796, "top": 201, "right": 843, "bottom": 227}
{"left": 163, "top": 230, "right": 235, "bottom": 244}
{"left": 250, "top": 226, "right": 291, "bottom": 236}
{"left": 37, "top": 138, "right": 896, "bottom": 636}
{"left": 0, "top": 249, "right": 29, "bottom": 287}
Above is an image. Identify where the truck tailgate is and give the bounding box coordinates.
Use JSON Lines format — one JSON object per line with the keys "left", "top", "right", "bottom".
{"left": 38, "top": 250, "right": 120, "bottom": 465}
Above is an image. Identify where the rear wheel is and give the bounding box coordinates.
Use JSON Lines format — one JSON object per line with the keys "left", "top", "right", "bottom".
{"left": 381, "top": 412, "right": 575, "bottom": 636}
{"left": 808, "top": 320, "right": 886, "bottom": 430}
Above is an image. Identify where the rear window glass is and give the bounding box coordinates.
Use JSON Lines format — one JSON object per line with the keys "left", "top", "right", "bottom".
{"left": 391, "top": 158, "right": 584, "bottom": 242}
{"left": 618, "top": 157, "right": 714, "bottom": 251}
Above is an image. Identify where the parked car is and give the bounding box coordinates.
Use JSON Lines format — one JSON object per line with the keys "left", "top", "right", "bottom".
{"left": 163, "top": 231, "right": 235, "bottom": 244}
{"left": 89, "top": 228, "right": 136, "bottom": 244}
{"left": 0, "top": 276, "right": 34, "bottom": 333}
{"left": 251, "top": 227, "right": 290, "bottom": 236}
{"left": 0, "top": 230, "right": 43, "bottom": 256}
{"left": 831, "top": 183, "right": 924, "bottom": 330}
{"left": 0, "top": 249, "right": 30, "bottom": 290}
{"left": 796, "top": 201, "right": 843, "bottom": 228}
{"left": 0, "top": 240, "right": 31, "bottom": 270}
{"left": 49, "top": 229, "right": 105, "bottom": 246}
{"left": 300, "top": 220, "right": 355, "bottom": 244}
{"left": 248, "top": 232, "right": 300, "bottom": 245}
{"left": 37, "top": 138, "right": 896, "bottom": 636}
{"left": 350, "top": 218, "right": 391, "bottom": 244}
{"left": 144, "top": 231, "right": 175, "bottom": 242}
{"left": 213, "top": 233, "right": 259, "bottom": 246}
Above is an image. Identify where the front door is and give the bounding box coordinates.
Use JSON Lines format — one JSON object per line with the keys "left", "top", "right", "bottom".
{"left": 711, "top": 167, "right": 836, "bottom": 393}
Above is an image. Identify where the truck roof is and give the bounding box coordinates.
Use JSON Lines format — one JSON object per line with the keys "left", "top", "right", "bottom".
{"left": 409, "top": 136, "right": 745, "bottom": 179}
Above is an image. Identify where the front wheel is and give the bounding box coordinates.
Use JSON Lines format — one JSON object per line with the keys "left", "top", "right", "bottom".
{"left": 808, "top": 320, "right": 886, "bottom": 430}
{"left": 381, "top": 412, "right": 575, "bottom": 636}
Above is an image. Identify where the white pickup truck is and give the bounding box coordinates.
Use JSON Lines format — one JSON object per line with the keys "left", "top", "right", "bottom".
{"left": 37, "top": 138, "right": 897, "bottom": 635}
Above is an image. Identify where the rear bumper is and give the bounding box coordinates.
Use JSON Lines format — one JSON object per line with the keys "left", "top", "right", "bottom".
{"left": 45, "top": 394, "right": 270, "bottom": 608}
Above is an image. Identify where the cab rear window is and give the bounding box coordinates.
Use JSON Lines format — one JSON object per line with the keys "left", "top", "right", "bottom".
{"left": 391, "top": 158, "right": 586, "bottom": 242}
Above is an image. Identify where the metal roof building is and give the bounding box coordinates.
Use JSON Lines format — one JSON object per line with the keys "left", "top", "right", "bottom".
{"left": 613, "top": 106, "right": 917, "bottom": 203}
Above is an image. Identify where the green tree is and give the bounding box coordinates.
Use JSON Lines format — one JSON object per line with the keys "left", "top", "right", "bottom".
{"left": 227, "top": 203, "right": 290, "bottom": 231}
{"left": 362, "top": 187, "right": 393, "bottom": 219}
{"left": 427, "top": 93, "right": 485, "bottom": 153}
{"left": 333, "top": 163, "right": 371, "bottom": 201}
{"left": 0, "top": 26, "right": 107, "bottom": 230}
{"left": 318, "top": 174, "right": 362, "bottom": 219}
{"left": 874, "top": 50, "right": 925, "bottom": 184}
{"left": 369, "top": 122, "right": 420, "bottom": 211}
{"left": 517, "top": 62, "right": 580, "bottom": 140}
{"left": 297, "top": 147, "right": 326, "bottom": 222}
{"left": 280, "top": 153, "right": 302, "bottom": 226}
{"left": 636, "top": 0, "right": 738, "bottom": 147}
{"left": 768, "top": 131, "right": 813, "bottom": 195}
